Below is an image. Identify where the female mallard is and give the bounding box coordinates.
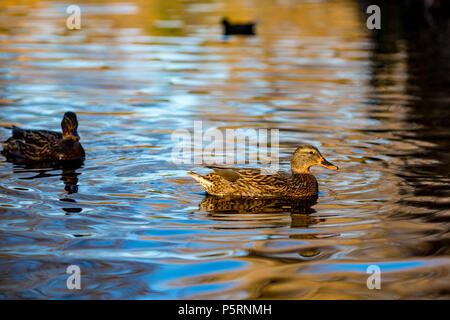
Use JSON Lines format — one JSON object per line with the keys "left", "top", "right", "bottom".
{"left": 1, "top": 111, "right": 85, "bottom": 161}
{"left": 188, "top": 145, "right": 337, "bottom": 198}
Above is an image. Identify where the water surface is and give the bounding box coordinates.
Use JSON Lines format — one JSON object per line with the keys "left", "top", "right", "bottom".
{"left": 0, "top": 0, "right": 449, "bottom": 299}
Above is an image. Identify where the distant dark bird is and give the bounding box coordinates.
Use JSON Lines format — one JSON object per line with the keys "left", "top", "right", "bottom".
{"left": 1, "top": 111, "right": 85, "bottom": 161}
{"left": 221, "top": 17, "right": 256, "bottom": 36}
{"left": 188, "top": 145, "right": 338, "bottom": 198}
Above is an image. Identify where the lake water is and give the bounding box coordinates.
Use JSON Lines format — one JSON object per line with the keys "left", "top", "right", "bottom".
{"left": 0, "top": 0, "right": 449, "bottom": 299}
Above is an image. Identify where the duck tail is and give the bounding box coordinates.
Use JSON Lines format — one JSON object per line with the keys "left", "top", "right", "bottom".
{"left": 0, "top": 125, "right": 13, "bottom": 130}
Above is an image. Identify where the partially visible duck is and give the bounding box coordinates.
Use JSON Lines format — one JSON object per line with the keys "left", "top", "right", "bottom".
{"left": 188, "top": 145, "right": 338, "bottom": 198}
{"left": 1, "top": 111, "right": 85, "bottom": 161}
{"left": 221, "top": 17, "right": 256, "bottom": 36}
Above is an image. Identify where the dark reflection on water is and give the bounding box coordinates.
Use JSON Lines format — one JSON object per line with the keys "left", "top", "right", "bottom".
{"left": 362, "top": 0, "right": 450, "bottom": 215}
{"left": 3, "top": 159, "right": 83, "bottom": 214}
{"left": 8, "top": 159, "right": 82, "bottom": 194}
{"left": 0, "top": 0, "right": 449, "bottom": 299}
{"left": 198, "top": 195, "right": 317, "bottom": 215}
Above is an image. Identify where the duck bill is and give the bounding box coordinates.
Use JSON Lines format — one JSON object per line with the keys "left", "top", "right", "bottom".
{"left": 319, "top": 158, "right": 338, "bottom": 170}
{"left": 71, "top": 131, "right": 80, "bottom": 141}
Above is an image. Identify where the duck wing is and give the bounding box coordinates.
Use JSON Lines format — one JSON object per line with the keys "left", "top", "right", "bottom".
{"left": 206, "top": 165, "right": 242, "bottom": 182}
{"left": 11, "top": 126, "right": 62, "bottom": 145}
{"left": 206, "top": 165, "right": 287, "bottom": 187}
{"left": 2, "top": 127, "right": 62, "bottom": 160}
{"left": 207, "top": 165, "right": 288, "bottom": 178}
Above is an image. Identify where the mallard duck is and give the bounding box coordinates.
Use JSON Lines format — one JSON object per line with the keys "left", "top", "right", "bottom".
{"left": 221, "top": 17, "right": 256, "bottom": 36}
{"left": 188, "top": 145, "right": 337, "bottom": 198}
{"left": 1, "top": 111, "right": 85, "bottom": 161}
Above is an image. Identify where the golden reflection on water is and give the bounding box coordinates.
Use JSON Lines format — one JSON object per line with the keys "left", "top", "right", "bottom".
{"left": 0, "top": 0, "right": 449, "bottom": 299}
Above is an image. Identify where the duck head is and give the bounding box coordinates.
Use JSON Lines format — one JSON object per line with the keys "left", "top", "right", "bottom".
{"left": 61, "top": 111, "right": 80, "bottom": 141}
{"left": 291, "top": 145, "right": 338, "bottom": 174}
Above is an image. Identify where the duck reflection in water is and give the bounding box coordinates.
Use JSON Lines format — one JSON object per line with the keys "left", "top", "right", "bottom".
{"left": 198, "top": 194, "right": 322, "bottom": 228}
{"left": 5, "top": 157, "right": 84, "bottom": 213}
{"left": 197, "top": 195, "right": 326, "bottom": 259}
{"left": 198, "top": 194, "right": 318, "bottom": 215}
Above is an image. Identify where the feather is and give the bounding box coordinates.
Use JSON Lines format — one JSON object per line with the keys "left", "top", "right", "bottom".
{"left": 1, "top": 113, "right": 85, "bottom": 161}
{"left": 188, "top": 145, "right": 337, "bottom": 198}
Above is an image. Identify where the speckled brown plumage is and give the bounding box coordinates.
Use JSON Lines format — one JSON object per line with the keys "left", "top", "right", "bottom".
{"left": 1, "top": 112, "right": 85, "bottom": 161}
{"left": 188, "top": 145, "right": 337, "bottom": 198}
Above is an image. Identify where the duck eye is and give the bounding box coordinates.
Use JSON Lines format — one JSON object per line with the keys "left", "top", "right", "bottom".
{"left": 309, "top": 151, "right": 314, "bottom": 155}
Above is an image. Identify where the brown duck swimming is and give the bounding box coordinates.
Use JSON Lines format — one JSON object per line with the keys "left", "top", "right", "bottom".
{"left": 1, "top": 111, "right": 85, "bottom": 161}
{"left": 188, "top": 145, "right": 337, "bottom": 198}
